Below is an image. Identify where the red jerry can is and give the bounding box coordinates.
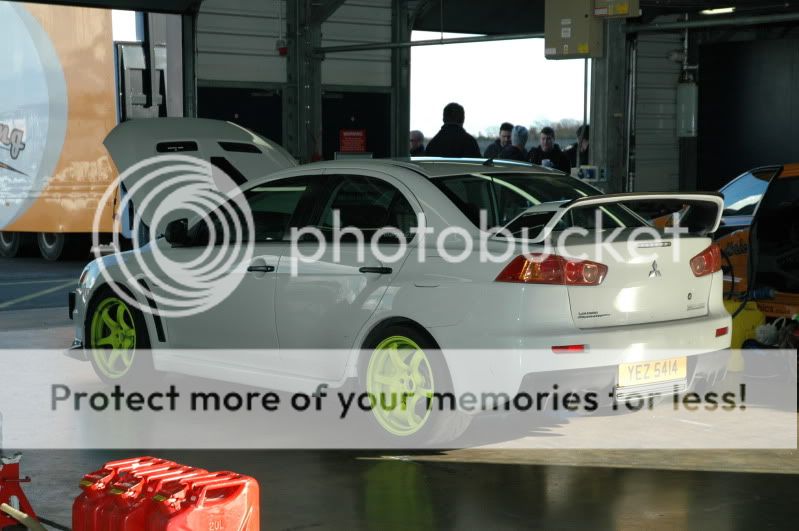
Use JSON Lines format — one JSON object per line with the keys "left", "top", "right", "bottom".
{"left": 104, "top": 467, "right": 209, "bottom": 531}
{"left": 86, "top": 460, "right": 178, "bottom": 531}
{"left": 97, "top": 464, "right": 198, "bottom": 531}
{"left": 147, "top": 472, "right": 260, "bottom": 531}
{"left": 72, "top": 457, "right": 167, "bottom": 531}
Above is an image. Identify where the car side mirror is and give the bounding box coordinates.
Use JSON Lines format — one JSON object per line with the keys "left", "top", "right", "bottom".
{"left": 164, "top": 218, "right": 189, "bottom": 246}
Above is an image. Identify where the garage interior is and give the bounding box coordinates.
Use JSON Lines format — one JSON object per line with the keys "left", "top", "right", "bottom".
{"left": 1, "top": 0, "right": 798, "bottom": 529}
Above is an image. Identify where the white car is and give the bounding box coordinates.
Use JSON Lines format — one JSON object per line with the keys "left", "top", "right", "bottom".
{"left": 69, "top": 119, "right": 732, "bottom": 443}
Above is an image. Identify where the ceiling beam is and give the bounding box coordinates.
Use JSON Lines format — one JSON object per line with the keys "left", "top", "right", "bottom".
{"left": 9, "top": 0, "right": 203, "bottom": 14}
{"left": 309, "top": 0, "right": 348, "bottom": 25}
{"left": 409, "top": 0, "right": 437, "bottom": 26}
{"left": 413, "top": 0, "right": 546, "bottom": 36}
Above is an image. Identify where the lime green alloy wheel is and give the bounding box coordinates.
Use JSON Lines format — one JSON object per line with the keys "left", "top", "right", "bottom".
{"left": 366, "top": 335, "right": 436, "bottom": 436}
{"left": 90, "top": 297, "right": 137, "bottom": 379}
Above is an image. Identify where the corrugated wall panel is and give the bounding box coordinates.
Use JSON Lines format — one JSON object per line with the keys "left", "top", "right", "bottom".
{"left": 634, "top": 32, "right": 681, "bottom": 191}
{"left": 197, "top": 0, "right": 392, "bottom": 87}
{"left": 197, "top": 0, "right": 286, "bottom": 84}
{"left": 321, "top": 0, "right": 392, "bottom": 87}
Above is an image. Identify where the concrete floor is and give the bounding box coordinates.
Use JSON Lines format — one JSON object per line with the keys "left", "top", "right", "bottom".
{"left": 1, "top": 259, "right": 798, "bottom": 529}
{"left": 0, "top": 257, "right": 84, "bottom": 312}
{"left": 16, "top": 449, "right": 799, "bottom": 530}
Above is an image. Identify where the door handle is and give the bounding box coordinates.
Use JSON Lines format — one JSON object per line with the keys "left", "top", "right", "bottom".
{"left": 359, "top": 266, "right": 393, "bottom": 275}
{"left": 247, "top": 265, "right": 275, "bottom": 273}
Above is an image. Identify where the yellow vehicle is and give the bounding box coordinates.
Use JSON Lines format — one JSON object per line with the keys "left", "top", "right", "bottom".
{"left": 716, "top": 164, "right": 799, "bottom": 349}
{"left": 0, "top": 2, "right": 118, "bottom": 260}
{"left": 717, "top": 166, "right": 799, "bottom": 308}
{"left": 648, "top": 164, "right": 799, "bottom": 350}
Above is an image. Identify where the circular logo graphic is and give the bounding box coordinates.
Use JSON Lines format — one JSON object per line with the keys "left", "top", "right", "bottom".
{"left": 92, "top": 154, "right": 255, "bottom": 318}
{"left": 0, "top": 4, "right": 67, "bottom": 229}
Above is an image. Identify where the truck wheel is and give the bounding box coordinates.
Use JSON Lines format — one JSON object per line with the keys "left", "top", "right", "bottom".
{"left": 37, "top": 232, "right": 66, "bottom": 261}
{"left": 0, "top": 232, "right": 21, "bottom": 257}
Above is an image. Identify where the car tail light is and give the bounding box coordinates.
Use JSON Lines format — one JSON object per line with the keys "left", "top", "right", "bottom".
{"left": 715, "top": 327, "right": 728, "bottom": 337}
{"left": 496, "top": 254, "right": 607, "bottom": 286}
{"left": 690, "top": 244, "right": 722, "bottom": 277}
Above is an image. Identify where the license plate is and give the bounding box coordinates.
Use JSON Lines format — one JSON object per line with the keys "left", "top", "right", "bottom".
{"left": 618, "top": 357, "right": 687, "bottom": 387}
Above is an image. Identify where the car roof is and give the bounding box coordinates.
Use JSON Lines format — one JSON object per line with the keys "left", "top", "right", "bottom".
{"left": 292, "top": 157, "right": 565, "bottom": 179}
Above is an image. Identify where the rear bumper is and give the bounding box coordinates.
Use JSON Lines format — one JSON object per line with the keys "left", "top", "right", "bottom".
{"left": 65, "top": 338, "right": 87, "bottom": 361}
{"left": 66, "top": 289, "right": 87, "bottom": 361}
{"left": 518, "top": 349, "right": 729, "bottom": 407}
{"left": 439, "top": 312, "right": 733, "bottom": 400}
{"left": 68, "top": 291, "right": 76, "bottom": 320}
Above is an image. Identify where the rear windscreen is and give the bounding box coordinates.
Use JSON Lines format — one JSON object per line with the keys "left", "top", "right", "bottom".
{"left": 432, "top": 173, "right": 644, "bottom": 231}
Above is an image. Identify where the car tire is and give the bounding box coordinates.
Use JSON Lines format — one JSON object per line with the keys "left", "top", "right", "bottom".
{"left": 84, "top": 287, "right": 155, "bottom": 385}
{"left": 360, "top": 324, "right": 472, "bottom": 446}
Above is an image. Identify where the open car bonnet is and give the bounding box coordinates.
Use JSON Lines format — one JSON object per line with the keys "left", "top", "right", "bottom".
{"left": 103, "top": 118, "right": 297, "bottom": 236}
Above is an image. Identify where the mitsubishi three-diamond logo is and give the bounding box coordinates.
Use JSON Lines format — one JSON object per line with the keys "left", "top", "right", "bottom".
{"left": 649, "top": 260, "right": 662, "bottom": 278}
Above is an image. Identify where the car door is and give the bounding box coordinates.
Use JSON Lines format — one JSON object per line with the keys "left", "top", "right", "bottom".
{"left": 274, "top": 172, "right": 419, "bottom": 380}
{"left": 717, "top": 168, "right": 776, "bottom": 237}
{"left": 717, "top": 167, "right": 778, "bottom": 293}
{"left": 161, "top": 175, "right": 318, "bottom": 363}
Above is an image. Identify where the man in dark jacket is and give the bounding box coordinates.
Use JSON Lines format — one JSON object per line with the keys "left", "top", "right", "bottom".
{"left": 409, "top": 130, "right": 425, "bottom": 156}
{"left": 528, "top": 126, "right": 570, "bottom": 173}
{"left": 566, "top": 124, "right": 589, "bottom": 168}
{"left": 497, "top": 125, "right": 528, "bottom": 162}
{"left": 425, "top": 102, "right": 481, "bottom": 158}
{"left": 483, "top": 122, "right": 513, "bottom": 159}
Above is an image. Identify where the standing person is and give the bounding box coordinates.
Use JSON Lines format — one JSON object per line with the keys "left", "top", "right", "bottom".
{"left": 528, "top": 126, "right": 570, "bottom": 173}
{"left": 483, "top": 122, "right": 514, "bottom": 159}
{"left": 409, "top": 130, "right": 426, "bottom": 156}
{"left": 566, "top": 124, "right": 589, "bottom": 168}
{"left": 497, "top": 125, "right": 529, "bottom": 162}
{"left": 424, "top": 102, "right": 481, "bottom": 158}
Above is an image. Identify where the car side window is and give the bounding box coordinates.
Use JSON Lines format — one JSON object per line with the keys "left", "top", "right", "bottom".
{"left": 245, "top": 176, "right": 313, "bottom": 241}
{"left": 493, "top": 184, "right": 533, "bottom": 226}
{"left": 191, "top": 175, "right": 318, "bottom": 245}
{"left": 316, "top": 175, "right": 417, "bottom": 241}
{"left": 432, "top": 175, "right": 496, "bottom": 227}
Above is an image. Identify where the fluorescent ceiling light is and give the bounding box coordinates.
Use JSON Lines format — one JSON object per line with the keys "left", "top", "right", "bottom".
{"left": 700, "top": 7, "right": 736, "bottom": 15}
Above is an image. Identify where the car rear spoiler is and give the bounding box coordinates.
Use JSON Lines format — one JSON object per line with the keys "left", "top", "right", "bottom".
{"left": 529, "top": 192, "right": 724, "bottom": 243}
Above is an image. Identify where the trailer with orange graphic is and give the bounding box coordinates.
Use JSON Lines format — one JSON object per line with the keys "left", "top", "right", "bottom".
{"left": 0, "top": 1, "right": 118, "bottom": 260}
